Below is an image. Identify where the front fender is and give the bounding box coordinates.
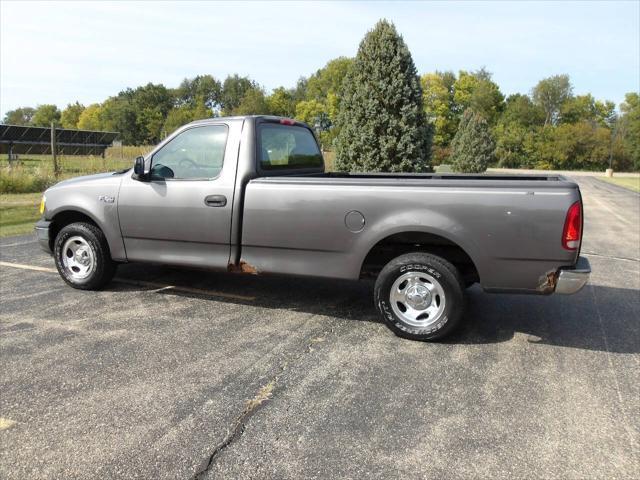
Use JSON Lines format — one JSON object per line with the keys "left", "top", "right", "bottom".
{"left": 44, "top": 177, "right": 127, "bottom": 261}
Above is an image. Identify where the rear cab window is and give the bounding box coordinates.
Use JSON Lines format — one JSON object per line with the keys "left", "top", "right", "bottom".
{"left": 257, "top": 122, "right": 324, "bottom": 173}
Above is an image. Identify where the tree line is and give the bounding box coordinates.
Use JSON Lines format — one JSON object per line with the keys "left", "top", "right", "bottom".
{"left": 3, "top": 20, "right": 639, "bottom": 172}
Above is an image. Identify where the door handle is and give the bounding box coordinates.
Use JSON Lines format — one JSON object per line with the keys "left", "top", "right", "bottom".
{"left": 204, "top": 195, "right": 227, "bottom": 207}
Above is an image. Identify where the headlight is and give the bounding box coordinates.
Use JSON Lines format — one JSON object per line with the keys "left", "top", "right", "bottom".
{"left": 39, "top": 195, "right": 46, "bottom": 215}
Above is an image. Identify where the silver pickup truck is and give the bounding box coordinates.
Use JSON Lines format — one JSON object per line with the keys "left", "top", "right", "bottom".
{"left": 35, "top": 115, "right": 590, "bottom": 341}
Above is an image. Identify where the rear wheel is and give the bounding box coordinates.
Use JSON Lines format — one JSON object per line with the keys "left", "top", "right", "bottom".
{"left": 374, "top": 252, "right": 465, "bottom": 341}
{"left": 54, "top": 222, "right": 117, "bottom": 290}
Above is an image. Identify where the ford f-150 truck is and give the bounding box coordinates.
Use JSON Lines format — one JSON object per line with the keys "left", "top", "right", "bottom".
{"left": 35, "top": 115, "right": 590, "bottom": 341}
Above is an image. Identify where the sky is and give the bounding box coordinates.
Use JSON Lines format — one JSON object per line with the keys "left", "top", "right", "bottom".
{"left": 1, "top": 0, "right": 639, "bottom": 118}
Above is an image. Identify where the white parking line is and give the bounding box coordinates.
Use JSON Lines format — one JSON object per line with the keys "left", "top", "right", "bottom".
{"left": 0, "top": 261, "right": 56, "bottom": 273}
{"left": 0, "top": 240, "right": 38, "bottom": 248}
{"left": 584, "top": 195, "right": 633, "bottom": 226}
{"left": 0, "top": 261, "right": 255, "bottom": 301}
{"left": 582, "top": 252, "right": 639, "bottom": 263}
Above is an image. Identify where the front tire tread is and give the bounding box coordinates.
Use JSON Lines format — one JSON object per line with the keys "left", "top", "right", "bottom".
{"left": 53, "top": 222, "right": 116, "bottom": 290}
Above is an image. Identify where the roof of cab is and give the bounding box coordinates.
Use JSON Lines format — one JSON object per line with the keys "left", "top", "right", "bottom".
{"left": 187, "top": 115, "right": 308, "bottom": 127}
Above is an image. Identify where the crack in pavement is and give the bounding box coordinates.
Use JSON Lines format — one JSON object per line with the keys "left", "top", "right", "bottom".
{"left": 190, "top": 322, "right": 337, "bottom": 480}
{"left": 191, "top": 381, "right": 275, "bottom": 480}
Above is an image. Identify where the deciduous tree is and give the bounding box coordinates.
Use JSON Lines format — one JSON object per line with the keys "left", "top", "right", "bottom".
{"left": 32, "top": 104, "right": 61, "bottom": 127}
{"left": 175, "top": 74, "right": 222, "bottom": 113}
{"left": 99, "top": 97, "right": 139, "bottom": 144}
{"left": 305, "top": 57, "right": 353, "bottom": 111}
{"left": 620, "top": 92, "right": 640, "bottom": 170}
{"left": 453, "top": 69, "right": 504, "bottom": 124}
{"left": 266, "top": 87, "right": 297, "bottom": 118}
{"left": 294, "top": 99, "right": 326, "bottom": 126}
{"left": 77, "top": 104, "right": 104, "bottom": 131}
{"left": 60, "top": 102, "right": 85, "bottom": 129}
{"left": 500, "top": 94, "right": 545, "bottom": 128}
{"left": 221, "top": 75, "right": 257, "bottom": 114}
{"left": 232, "top": 89, "right": 270, "bottom": 115}
{"left": 532, "top": 74, "right": 572, "bottom": 126}
{"left": 3, "top": 107, "right": 35, "bottom": 125}
{"left": 421, "top": 71, "right": 458, "bottom": 146}
{"left": 560, "top": 94, "right": 616, "bottom": 127}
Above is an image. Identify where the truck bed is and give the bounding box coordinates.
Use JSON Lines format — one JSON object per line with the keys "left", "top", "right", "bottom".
{"left": 315, "top": 171, "right": 565, "bottom": 181}
{"left": 253, "top": 171, "right": 575, "bottom": 189}
{"left": 241, "top": 172, "right": 580, "bottom": 291}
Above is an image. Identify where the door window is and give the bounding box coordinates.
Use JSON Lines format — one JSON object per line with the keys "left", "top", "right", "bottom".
{"left": 150, "top": 125, "right": 228, "bottom": 180}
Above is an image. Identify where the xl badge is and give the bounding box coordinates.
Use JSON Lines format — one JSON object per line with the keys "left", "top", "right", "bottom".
{"left": 98, "top": 195, "right": 115, "bottom": 204}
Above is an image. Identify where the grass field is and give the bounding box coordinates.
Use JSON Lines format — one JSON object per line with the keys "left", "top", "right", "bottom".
{"left": 0, "top": 193, "right": 41, "bottom": 237}
{"left": 0, "top": 156, "right": 132, "bottom": 176}
{"left": 0, "top": 148, "right": 148, "bottom": 237}
{"left": 0, "top": 146, "right": 151, "bottom": 195}
{"left": 598, "top": 176, "right": 640, "bottom": 193}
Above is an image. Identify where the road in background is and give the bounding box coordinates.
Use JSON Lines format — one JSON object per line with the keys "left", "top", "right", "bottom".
{"left": 0, "top": 176, "right": 638, "bottom": 479}
{"left": 488, "top": 168, "right": 640, "bottom": 178}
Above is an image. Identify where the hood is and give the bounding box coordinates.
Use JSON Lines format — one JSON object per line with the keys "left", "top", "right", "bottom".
{"left": 48, "top": 171, "right": 124, "bottom": 190}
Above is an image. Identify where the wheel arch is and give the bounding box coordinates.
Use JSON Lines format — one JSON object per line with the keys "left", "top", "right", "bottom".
{"left": 49, "top": 209, "right": 106, "bottom": 253}
{"left": 360, "top": 229, "right": 481, "bottom": 286}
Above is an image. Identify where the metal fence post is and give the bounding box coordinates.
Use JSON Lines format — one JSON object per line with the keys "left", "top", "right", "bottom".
{"left": 51, "top": 122, "right": 60, "bottom": 177}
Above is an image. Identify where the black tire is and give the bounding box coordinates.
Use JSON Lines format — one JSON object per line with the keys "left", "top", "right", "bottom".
{"left": 374, "top": 252, "right": 465, "bottom": 341}
{"left": 54, "top": 222, "right": 117, "bottom": 290}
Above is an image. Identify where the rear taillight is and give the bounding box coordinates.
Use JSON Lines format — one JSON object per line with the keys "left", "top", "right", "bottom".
{"left": 279, "top": 118, "right": 296, "bottom": 125}
{"left": 562, "top": 201, "right": 582, "bottom": 250}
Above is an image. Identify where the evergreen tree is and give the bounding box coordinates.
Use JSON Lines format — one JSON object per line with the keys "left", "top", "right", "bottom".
{"left": 334, "top": 20, "right": 431, "bottom": 172}
{"left": 450, "top": 109, "right": 495, "bottom": 173}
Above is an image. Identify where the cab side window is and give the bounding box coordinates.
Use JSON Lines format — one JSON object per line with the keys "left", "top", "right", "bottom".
{"left": 150, "top": 125, "right": 228, "bottom": 180}
{"left": 258, "top": 124, "right": 323, "bottom": 170}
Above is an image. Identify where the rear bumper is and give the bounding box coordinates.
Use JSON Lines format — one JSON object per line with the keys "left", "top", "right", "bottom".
{"left": 555, "top": 256, "right": 591, "bottom": 294}
{"left": 34, "top": 219, "right": 52, "bottom": 254}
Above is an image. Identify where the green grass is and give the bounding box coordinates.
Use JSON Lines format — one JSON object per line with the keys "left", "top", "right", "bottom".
{"left": 598, "top": 176, "right": 640, "bottom": 193}
{"left": 0, "top": 149, "right": 149, "bottom": 233}
{"left": 0, "top": 156, "right": 133, "bottom": 177}
{"left": 0, "top": 147, "right": 152, "bottom": 195}
{"left": 0, "top": 193, "right": 42, "bottom": 238}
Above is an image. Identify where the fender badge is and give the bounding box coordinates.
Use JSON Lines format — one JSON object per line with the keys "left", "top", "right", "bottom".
{"left": 98, "top": 195, "right": 115, "bottom": 204}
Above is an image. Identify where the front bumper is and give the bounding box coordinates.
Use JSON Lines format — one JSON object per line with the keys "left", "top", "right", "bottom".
{"left": 34, "top": 219, "right": 52, "bottom": 254}
{"left": 555, "top": 256, "right": 591, "bottom": 294}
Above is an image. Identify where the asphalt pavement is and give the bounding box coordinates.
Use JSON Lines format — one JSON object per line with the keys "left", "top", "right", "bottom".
{"left": 1, "top": 176, "right": 638, "bottom": 479}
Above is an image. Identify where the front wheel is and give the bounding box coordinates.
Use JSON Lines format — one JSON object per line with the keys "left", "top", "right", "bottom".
{"left": 54, "top": 222, "right": 117, "bottom": 290}
{"left": 374, "top": 252, "right": 465, "bottom": 341}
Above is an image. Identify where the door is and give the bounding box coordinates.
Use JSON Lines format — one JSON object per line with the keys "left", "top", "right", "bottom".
{"left": 118, "top": 123, "right": 235, "bottom": 269}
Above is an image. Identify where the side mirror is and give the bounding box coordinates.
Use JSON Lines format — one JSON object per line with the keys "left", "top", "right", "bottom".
{"left": 133, "top": 156, "right": 149, "bottom": 180}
